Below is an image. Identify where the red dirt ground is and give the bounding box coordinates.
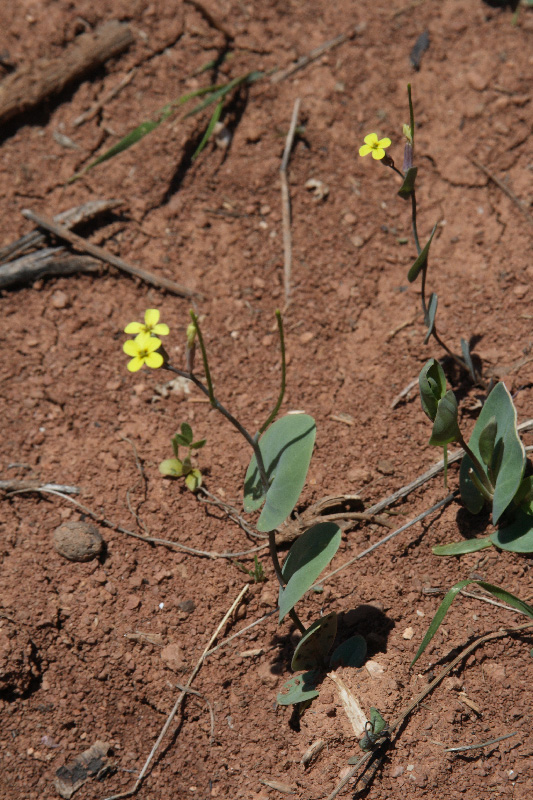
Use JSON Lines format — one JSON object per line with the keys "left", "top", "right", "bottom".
{"left": 1, "top": 2, "right": 532, "bottom": 799}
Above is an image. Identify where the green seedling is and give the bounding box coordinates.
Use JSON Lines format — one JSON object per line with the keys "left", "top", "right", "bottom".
{"left": 70, "top": 69, "right": 264, "bottom": 182}
{"left": 122, "top": 307, "right": 367, "bottom": 707}
{"left": 232, "top": 554, "right": 266, "bottom": 583}
{"left": 412, "top": 579, "right": 533, "bottom": 666}
{"left": 158, "top": 422, "right": 206, "bottom": 493}
{"left": 419, "top": 358, "right": 533, "bottom": 553}
{"left": 359, "top": 85, "right": 477, "bottom": 381}
{"left": 358, "top": 707, "right": 390, "bottom": 753}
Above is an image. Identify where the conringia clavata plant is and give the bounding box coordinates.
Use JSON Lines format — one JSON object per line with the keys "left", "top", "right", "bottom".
{"left": 359, "top": 85, "right": 479, "bottom": 382}
{"left": 122, "top": 308, "right": 368, "bottom": 707}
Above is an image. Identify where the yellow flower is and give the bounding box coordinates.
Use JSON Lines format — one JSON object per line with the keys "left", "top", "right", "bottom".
{"left": 359, "top": 133, "right": 392, "bottom": 160}
{"left": 124, "top": 309, "right": 169, "bottom": 337}
{"left": 123, "top": 331, "right": 164, "bottom": 372}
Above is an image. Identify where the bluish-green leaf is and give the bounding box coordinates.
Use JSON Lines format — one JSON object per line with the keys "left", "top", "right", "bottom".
{"left": 329, "top": 635, "right": 367, "bottom": 669}
{"left": 460, "top": 383, "right": 525, "bottom": 523}
{"left": 398, "top": 166, "right": 418, "bottom": 199}
{"left": 278, "top": 522, "right": 342, "bottom": 622}
{"left": 424, "top": 292, "right": 438, "bottom": 344}
{"left": 411, "top": 579, "right": 533, "bottom": 666}
{"left": 432, "top": 537, "right": 492, "bottom": 556}
{"left": 243, "top": 414, "right": 316, "bottom": 532}
{"left": 419, "top": 359, "right": 447, "bottom": 421}
{"left": 276, "top": 670, "right": 320, "bottom": 706}
{"left": 291, "top": 613, "right": 337, "bottom": 671}
{"left": 490, "top": 508, "right": 533, "bottom": 552}
{"left": 429, "top": 390, "right": 460, "bottom": 447}
{"left": 407, "top": 222, "right": 438, "bottom": 283}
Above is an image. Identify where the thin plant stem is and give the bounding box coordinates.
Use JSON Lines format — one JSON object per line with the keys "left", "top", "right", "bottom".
{"left": 456, "top": 432, "right": 495, "bottom": 497}
{"left": 259, "top": 309, "right": 286, "bottom": 435}
{"left": 164, "top": 335, "right": 307, "bottom": 632}
{"left": 407, "top": 82, "right": 415, "bottom": 148}
{"left": 189, "top": 310, "right": 215, "bottom": 406}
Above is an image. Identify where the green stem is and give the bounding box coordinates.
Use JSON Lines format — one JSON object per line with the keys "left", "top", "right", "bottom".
{"left": 164, "top": 360, "right": 307, "bottom": 633}
{"left": 457, "top": 432, "right": 495, "bottom": 498}
{"left": 259, "top": 310, "right": 286, "bottom": 435}
{"left": 190, "top": 311, "right": 215, "bottom": 406}
{"left": 269, "top": 532, "right": 306, "bottom": 634}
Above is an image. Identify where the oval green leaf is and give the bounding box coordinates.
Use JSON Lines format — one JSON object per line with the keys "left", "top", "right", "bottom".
{"left": 276, "top": 670, "right": 320, "bottom": 706}
{"left": 490, "top": 508, "right": 533, "bottom": 553}
{"left": 243, "top": 414, "right": 316, "bottom": 532}
{"left": 429, "top": 390, "right": 460, "bottom": 447}
{"left": 291, "top": 612, "right": 337, "bottom": 671}
{"left": 279, "top": 522, "right": 342, "bottom": 622}
{"left": 432, "top": 537, "right": 492, "bottom": 556}
{"left": 407, "top": 222, "right": 438, "bottom": 283}
{"left": 460, "top": 383, "right": 525, "bottom": 523}
{"left": 329, "top": 635, "right": 367, "bottom": 669}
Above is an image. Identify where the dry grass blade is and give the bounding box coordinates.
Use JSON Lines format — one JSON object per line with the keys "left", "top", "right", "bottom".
{"left": 280, "top": 98, "right": 301, "bottom": 306}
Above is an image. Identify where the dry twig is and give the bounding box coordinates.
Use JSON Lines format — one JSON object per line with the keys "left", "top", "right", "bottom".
{"left": 471, "top": 157, "right": 533, "bottom": 230}
{"left": 103, "top": 585, "right": 249, "bottom": 800}
{"left": 21, "top": 209, "right": 202, "bottom": 298}
{"left": 326, "top": 621, "right": 533, "bottom": 800}
{"left": 271, "top": 30, "right": 358, "bottom": 83}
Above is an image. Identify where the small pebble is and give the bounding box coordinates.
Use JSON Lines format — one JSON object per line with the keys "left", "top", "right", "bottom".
{"left": 53, "top": 521, "right": 103, "bottom": 562}
{"left": 51, "top": 290, "right": 69, "bottom": 309}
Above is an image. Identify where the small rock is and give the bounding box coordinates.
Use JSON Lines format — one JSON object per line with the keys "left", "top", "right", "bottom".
{"left": 402, "top": 627, "right": 414, "bottom": 640}
{"left": 343, "top": 212, "right": 357, "bottom": 225}
{"left": 350, "top": 235, "right": 365, "bottom": 248}
{"left": 161, "top": 643, "right": 186, "bottom": 672}
{"left": 466, "top": 70, "right": 489, "bottom": 92}
{"left": 51, "top": 290, "right": 69, "bottom": 309}
{"left": 443, "top": 676, "right": 463, "bottom": 691}
{"left": 53, "top": 521, "right": 103, "bottom": 562}
{"left": 178, "top": 599, "right": 195, "bottom": 614}
{"left": 377, "top": 459, "right": 395, "bottom": 476}
{"left": 365, "top": 660, "right": 385, "bottom": 678}
{"left": 257, "top": 661, "right": 278, "bottom": 689}
{"left": 299, "top": 331, "right": 314, "bottom": 344}
{"left": 391, "top": 765, "right": 404, "bottom": 778}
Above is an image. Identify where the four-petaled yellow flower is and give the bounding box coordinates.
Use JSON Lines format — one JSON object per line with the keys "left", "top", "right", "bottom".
{"left": 124, "top": 308, "right": 169, "bottom": 337}
{"left": 359, "top": 133, "right": 392, "bottom": 160}
{"left": 123, "top": 331, "right": 164, "bottom": 372}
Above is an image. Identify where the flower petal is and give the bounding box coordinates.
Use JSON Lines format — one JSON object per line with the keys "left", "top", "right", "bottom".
{"left": 144, "top": 336, "right": 162, "bottom": 354}
{"left": 133, "top": 331, "right": 153, "bottom": 348}
{"left": 144, "top": 309, "right": 160, "bottom": 328}
{"left": 123, "top": 339, "right": 140, "bottom": 356}
{"left": 377, "top": 137, "right": 391, "bottom": 149}
{"left": 127, "top": 357, "right": 144, "bottom": 372}
{"left": 152, "top": 323, "right": 169, "bottom": 336}
{"left": 144, "top": 352, "right": 164, "bottom": 369}
{"left": 359, "top": 144, "right": 372, "bottom": 157}
{"left": 363, "top": 133, "right": 379, "bottom": 146}
{"left": 124, "top": 321, "right": 143, "bottom": 334}
{"left": 371, "top": 148, "right": 385, "bottom": 160}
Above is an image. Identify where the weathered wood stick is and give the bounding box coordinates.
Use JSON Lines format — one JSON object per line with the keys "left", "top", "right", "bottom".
{"left": 22, "top": 209, "right": 203, "bottom": 298}
{"left": 0, "top": 21, "right": 133, "bottom": 125}
{"left": 0, "top": 199, "right": 124, "bottom": 265}
{"left": 0, "top": 248, "right": 100, "bottom": 289}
